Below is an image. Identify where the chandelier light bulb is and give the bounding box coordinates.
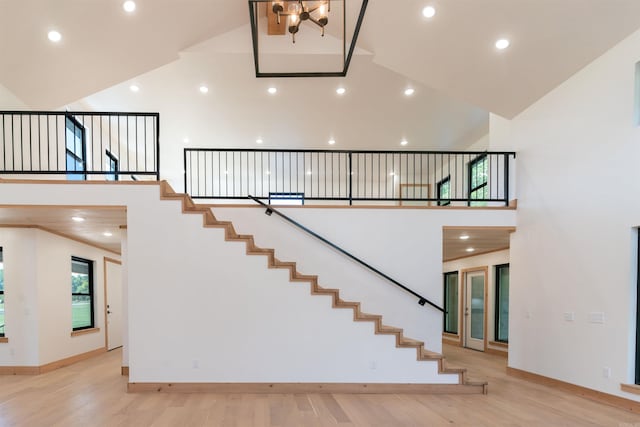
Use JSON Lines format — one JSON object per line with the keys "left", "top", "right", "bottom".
{"left": 319, "top": 3, "right": 327, "bottom": 18}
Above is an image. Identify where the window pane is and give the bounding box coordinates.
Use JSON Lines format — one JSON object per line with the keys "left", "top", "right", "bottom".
{"left": 470, "top": 276, "right": 484, "bottom": 339}
{"left": 0, "top": 262, "right": 4, "bottom": 293}
{"left": 444, "top": 272, "right": 458, "bottom": 333}
{"left": 72, "top": 295, "right": 92, "bottom": 329}
{"left": 437, "top": 177, "right": 451, "bottom": 206}
{"left": 71, "top": 272, "right": 89, "bottom": 295}
{"left": 496, "top": 265, "right": 510, "bottom": 342}
{"left": 71, "top": 257, "right": 93, "bottom": 330}
{"left": 66, "top": 125, "right": 76, "bottom": 152}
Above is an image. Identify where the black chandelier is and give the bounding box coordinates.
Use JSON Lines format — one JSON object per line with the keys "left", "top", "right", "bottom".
{"left": 272, "top": 1, "right": 330, "bottom": 43}
{"left": 248, "top": 0, "right": 368, "bottom": 78}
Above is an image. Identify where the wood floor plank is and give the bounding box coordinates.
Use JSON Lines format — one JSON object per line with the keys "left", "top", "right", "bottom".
{"left": 1, "top": 346, "right": 640, "bottom": 426}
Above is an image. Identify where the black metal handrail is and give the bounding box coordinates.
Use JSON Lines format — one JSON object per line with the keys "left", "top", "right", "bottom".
{"left": 186, "top": 148, "right": 516, "bottom": 206}
{"left": 0, "top": 110, "right": 160, "bottom": 180}
{"left": 248, "top": 195, "right": 445, "bottom": 313}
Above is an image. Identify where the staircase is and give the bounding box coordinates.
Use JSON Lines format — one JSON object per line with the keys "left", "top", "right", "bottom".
{"left": 159, "top": 181, "right": 487, "bottom": 394}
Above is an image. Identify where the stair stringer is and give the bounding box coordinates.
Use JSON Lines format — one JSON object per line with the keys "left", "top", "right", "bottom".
{"left": 158, "top": 181, "right": 487, "bottom": 392}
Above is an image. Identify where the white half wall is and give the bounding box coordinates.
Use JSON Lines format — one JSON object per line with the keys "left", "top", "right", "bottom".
{"left": 494, "top": 27, "right": 640, "bottom": 400}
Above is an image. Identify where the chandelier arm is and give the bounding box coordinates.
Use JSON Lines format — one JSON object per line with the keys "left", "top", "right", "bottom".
{"left": 308, "top": 17, "right": 325, "bottom": 28}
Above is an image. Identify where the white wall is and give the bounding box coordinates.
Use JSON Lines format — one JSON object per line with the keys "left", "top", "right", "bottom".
{"left": 443, "top": 249, "right": 510, "bottom": 350}
{"left": 0, "top": 84, "right": 27, "bottom": 109}
{"left": 0, "top": 228, "right": 39, "bottom": 366}
{"left": 213, "top": 206, "right": 516, "bottom": 353}
{"left": 496, "top": 27, "right": 640, "bottom": 400}
{"left": 0, "top": 226, "right": 118, "bottom": 367}
{"left": 36, "top": 230, "right": 113, "bottom": 365}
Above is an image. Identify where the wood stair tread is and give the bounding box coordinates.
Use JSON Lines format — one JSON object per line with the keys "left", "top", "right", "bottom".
{"left": 377, "top": 325, "right": 403, "bottom": 334}
{"left": 355, "top": 312, "right": 382, "bottom": 321}
{"left": 399, "top": 337, "right": 424, "bottom": 347}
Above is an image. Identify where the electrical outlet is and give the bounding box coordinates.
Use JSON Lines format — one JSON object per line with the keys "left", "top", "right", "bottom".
{"left": 369, "top": 361, "right": 377, "bottom": 370}
{"left": 563, "top": 312, "right": 575, "bottom": 322}
{"left": 588, "top": 312, "right": 605, "bottom": 324}
{"left": 192, "top": 359, "right": 199, "bottom": 369}
{"left": 603, "top": 366, "right": 611, "bottom": 379}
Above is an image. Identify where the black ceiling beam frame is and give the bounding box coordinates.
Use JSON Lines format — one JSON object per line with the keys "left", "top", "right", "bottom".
{"left": 248, "top": 0, "right": 369, "bottom": 78}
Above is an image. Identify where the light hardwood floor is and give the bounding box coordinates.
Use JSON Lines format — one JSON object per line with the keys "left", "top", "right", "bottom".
{"left": 0, "top": 345, "right": 639, "bottom": 426}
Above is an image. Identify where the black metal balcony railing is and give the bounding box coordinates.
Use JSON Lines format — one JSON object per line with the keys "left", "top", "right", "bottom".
{"left": 0, "top": 111, "right": 160, "bottom": 180}
{"left": 184, "top": 149, "right": 516, "bottom": 206}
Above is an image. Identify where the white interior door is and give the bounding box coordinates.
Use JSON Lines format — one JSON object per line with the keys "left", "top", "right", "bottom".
{"left": 105, "top": 259, "right": 123, "bottom": 350}
{"left": 464, "top": 271, "right": 485, "bottom": 351}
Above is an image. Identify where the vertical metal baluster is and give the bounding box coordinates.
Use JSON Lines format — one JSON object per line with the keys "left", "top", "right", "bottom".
{"left": 348, "top": 152, "right": 352, "bottom": 205}
{"left": 19, "top": 115, "right": 23, "bottom": 171}
{"left": 323, "top": 152, "right": 327, "bottom": 198}
{"left": 1, "top": 114, "right": 5, "bottom": 171}
{"left": 28, "top": 115, "right": 32, "bottom": 172}
{"left": 126, "top": 115, "right": 131, "bottom": 175}
{"left": 143, "top": 117, "right": 147, "bottom": 173}
{"left": 183, "top": 149, "right": 187, "bottom": 194}
{"left": 37, "top": 115, "right": 41, "bottom": 172}
{"left": 134, "top": 116, "right": 138, "bottom": 173}
{"left": 504, "top": 154, "right": 510, "bottom": 206}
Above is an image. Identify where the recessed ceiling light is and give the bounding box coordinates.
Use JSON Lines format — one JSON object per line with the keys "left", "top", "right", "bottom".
{"left": 495, "top": 39, "right": 510, "bottom": 50}
{"left": 129, "top": 84, "right": 139, "bottom": 92}
{"left": 268, "top": 87, "right": 277, "bottom": 94}
{"left": 400, "top": 139, "right": 408, "bottom": 146}
{"left": 389, "top": 172, "right": 396, "bottom": 176}
{"left": 48, "top": 30, "right": 62, "bottom": 43}
{"left": 265, "top": 170, "right": 271, "bottom": 175}
{"left": 422, "top": 6, "right": 436, "bottom": 18}
{"left": 459, "top": 234, "right": 470, "bottom": 240}
{"left": 199, "top": 85, "right": 209, "bottom": 94}
{"left": 336, "top": 87, "right": 346, "bottom": 95}
{"left": 328, "top": 139, "right": 336, "bottom": 145}
{"left": 183, "top": 137, "right": 190, "bottom": 144}
{"left": 72, "top": 216, "right": 85, "bottom": 222}
{"left": 256, "top": 139, "right": 263, "bottom": 144}
{"left": 123, "top": 1, "right": 136, "bottom": 12}
{"left": 466, "top": 247, "right": 475, "bottom": 253}
{"left": 306, "top": 170, "right": 312, "bottom": 175}
{"left": 103, "top": 232, "right": 113, "bottom": 237}
{"left": 404, "top": 88, "right": 415, "bottom": 96}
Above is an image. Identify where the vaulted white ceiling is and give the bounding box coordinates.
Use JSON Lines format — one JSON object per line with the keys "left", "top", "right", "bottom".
{"left": 2, "top": 0, "right": 640, "bottom": 159}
